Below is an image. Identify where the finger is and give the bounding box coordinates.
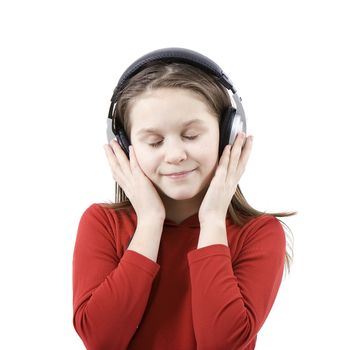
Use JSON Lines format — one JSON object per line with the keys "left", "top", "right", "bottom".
{"left": 104, "top": 144, "right": 121, "bottom": 168}
{"left": 128, "top": 145, "right": 139, "bottom": 172}
{"left": 227, "top": 133, "right": 245, "bottom": 176}
{"left": 237, "top": 135, "right": 253, "bottom": 173}
{"left": 104, "top": 143, "right": 131, "bottom": 192}
{"left": 216, "top": 144, "right": 232, "bottom": 178}
{"left": 109, "top": 139, "right": 132, "bottom": 177}
{"left": 129, "top": 146, "right": 148, "bottom": 179}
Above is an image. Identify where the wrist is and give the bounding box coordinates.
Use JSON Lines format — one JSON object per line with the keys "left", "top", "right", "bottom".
{"left": 137, "top": 217, "right": 165, "bottom": 228}
{"left": 199, "top": 216, "right": 226, "bottom": 228}
{"left": 197, "top": 220, "right": 228, "bottom": 249}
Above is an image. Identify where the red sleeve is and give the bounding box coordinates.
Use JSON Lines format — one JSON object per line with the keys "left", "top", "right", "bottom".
{"left": 187, "top": 215, "right": 286, "bottom": 350}
{"left": 72, "top": 204, "right": 160, "bottom": 350}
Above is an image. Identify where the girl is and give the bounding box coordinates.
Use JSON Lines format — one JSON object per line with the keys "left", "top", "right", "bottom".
{"left": 72, "top": 48, "right": 296, "bottom": 350}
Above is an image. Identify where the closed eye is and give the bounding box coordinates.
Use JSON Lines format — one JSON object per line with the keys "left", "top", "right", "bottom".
{"left": 149, "top": 136, "right": 198, "bottom": 148}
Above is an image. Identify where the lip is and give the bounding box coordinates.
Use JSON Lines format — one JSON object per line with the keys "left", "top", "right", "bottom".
{"left": 165, "top": 170, "right": 192, "bottom": 176}
{"left": 164, "top": 169, "right": 196, "bottom": 178}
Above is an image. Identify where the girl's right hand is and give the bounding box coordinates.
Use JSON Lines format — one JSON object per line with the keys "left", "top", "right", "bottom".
{"left": 103, "top": 139, "right": 166, "bottom": 222}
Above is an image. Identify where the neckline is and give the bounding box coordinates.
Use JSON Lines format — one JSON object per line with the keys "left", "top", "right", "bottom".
{"left": 164, "top": 212, "right": 231, "bottom": 227}
{"left": 164, "top": 212, "right": 200, "bottom": 227}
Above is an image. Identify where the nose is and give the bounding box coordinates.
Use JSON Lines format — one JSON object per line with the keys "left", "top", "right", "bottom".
{"left": 163, "top": 141, "right": 188, "bottom": 164}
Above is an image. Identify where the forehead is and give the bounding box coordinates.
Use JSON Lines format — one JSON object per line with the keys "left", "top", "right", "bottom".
{"left": 129, "top": 88, "right": 217, "bottom": 134}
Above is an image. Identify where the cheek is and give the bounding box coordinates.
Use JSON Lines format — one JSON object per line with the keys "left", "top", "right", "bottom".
{"left": 133, "top": 148, "right": 157, "bottom": 175}
{"left": 205, "top": 155, "right": 220, "bottom": 176}
{"left": 199, "top": 131, "right": 220, "bottom": 163}
{"left": 197, "top": 145, "right": 219, "bottom": 167}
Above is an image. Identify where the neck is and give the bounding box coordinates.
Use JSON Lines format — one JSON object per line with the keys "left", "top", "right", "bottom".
{"left": 159, "top": 186, "right": 207, "bottom": 224}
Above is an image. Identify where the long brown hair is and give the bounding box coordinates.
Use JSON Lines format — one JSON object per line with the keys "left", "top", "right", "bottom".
{"left": 101, "top": 61, "right": 297, "bottom": 275}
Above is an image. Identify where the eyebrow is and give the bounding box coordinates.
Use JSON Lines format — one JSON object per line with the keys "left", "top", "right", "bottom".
{"left": 136, "top": 118, "right": 205, "bottom": 136}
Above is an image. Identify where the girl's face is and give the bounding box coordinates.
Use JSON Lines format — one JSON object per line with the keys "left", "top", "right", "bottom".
{"left": 129, "top": 87, "right": 220, "bottom": 203}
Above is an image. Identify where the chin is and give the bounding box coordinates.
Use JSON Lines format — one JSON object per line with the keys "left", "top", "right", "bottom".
{"left": 172, "top": 193, "right": 197, "bottom": 201}
{"left": 158, "top": 182, "right": 208, "bottom": 202}
{"left": 160, "top": 189, "right": 197, "bottom": 201}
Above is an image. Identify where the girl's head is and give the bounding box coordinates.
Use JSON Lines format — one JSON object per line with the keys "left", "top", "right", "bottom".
{"left": 129, "top": 87, "right": 219, "bottom": 204}
{"left": 114, "top": 61, "right": 233, "bottom": 204}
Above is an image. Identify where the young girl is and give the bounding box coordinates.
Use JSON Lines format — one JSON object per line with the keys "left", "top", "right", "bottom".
{"left": 72, "top": 48, "right": 296, "bottom": 350}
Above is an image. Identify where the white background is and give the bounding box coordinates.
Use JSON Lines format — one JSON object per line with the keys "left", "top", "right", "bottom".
{"left": 1, "top": 0, "right": 349, "bottom": 349}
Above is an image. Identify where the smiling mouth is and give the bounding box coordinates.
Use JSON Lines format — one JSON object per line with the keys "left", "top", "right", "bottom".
{"left": 164, "top": 169, "right": 196, "bottom": 179}
{"left": 166, "top": 170, "right": 192, "bottom": 175}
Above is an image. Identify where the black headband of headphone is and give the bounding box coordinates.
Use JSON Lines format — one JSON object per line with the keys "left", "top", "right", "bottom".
{"left": 107, "top": 47, "right": 245, "bottom": 127}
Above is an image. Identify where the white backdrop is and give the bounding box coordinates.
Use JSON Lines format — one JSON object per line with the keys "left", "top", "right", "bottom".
{"left": 1, "top": 0, "right": 349, "bottom": 349}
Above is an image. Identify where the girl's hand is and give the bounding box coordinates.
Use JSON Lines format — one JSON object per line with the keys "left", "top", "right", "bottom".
{"left": 198, "top": 132, "right": 253, "bottom": 224}
{"left": 103, "top": 140, "right": 166, "bottom": 222}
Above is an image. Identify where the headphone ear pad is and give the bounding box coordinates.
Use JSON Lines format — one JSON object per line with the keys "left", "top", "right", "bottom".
{"left": 219, "top": 106, "right": 236, "bottom": 158}
{"left": 115, "top": 128, "right": 131, "bottom": 159}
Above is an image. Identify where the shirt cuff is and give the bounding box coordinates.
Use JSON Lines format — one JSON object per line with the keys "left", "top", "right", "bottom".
{"left": 122, "top": 249, "right": 160, "bottom": 278}
{"left": 187, "top": 244, "right": 231, "bottom": 265}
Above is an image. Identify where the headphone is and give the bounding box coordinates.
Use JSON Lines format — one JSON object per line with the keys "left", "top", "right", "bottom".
{"left": 107, "top": 47, "right": 247, "bottom": 160}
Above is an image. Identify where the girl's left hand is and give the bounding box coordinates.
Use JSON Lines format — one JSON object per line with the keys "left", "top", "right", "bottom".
{"left": 198, "top": 132, "right": 253, "bottom": 224}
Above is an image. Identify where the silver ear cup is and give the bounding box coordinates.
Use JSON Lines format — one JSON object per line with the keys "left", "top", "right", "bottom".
{"left": 229, "top": 93, "right": 247, "bottom": 146}
{"left": 229, "top": 114, "right": 244, "bottom": 145}
{"left": 106, "top": 117, "right": 115, "bottom": 144}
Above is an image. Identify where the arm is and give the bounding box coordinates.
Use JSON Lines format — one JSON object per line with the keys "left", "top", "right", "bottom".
{"left": 187, "top": 215, "right": 286, "bottom": 350}
{"left": 72, "top": 204, "right": 161, "bottom": 350}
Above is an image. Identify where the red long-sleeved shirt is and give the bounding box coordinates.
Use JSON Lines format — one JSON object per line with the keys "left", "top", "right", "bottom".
{"left": 72, "top": 203, "right": 286, "bottom": 350}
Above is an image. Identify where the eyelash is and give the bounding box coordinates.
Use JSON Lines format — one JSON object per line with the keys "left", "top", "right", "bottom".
{"left": 149, "top": 136, "right": 198, "bottom": 148}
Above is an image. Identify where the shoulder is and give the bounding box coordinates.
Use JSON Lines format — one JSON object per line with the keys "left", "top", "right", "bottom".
{"left": 243, "top": 214, "right": 284, "bottom": 235}
{"left": 77, "top": 203, "right": 114, "bottom": 232}
{"left": 79, "top": 202, "right": 108, "bottom": 220}
{"left": 238, "top": 214, "right": 286, "bottom": 253}
{"left": 76, "top": 203, "right": 115, "bottom": 242}
{"left": 228, "top": 214, "right": 287, "bottom": 273}
{"left": 77, "top": 203, "right": 137, "bottom": 247}
{"left": 79, "top": 203, "right": 134, "bottom": 225}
